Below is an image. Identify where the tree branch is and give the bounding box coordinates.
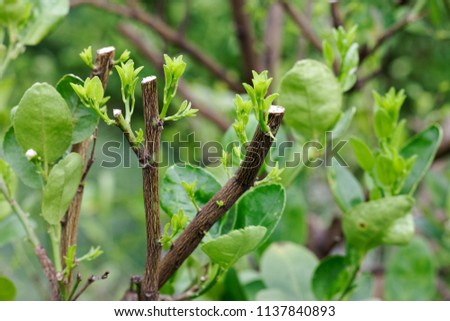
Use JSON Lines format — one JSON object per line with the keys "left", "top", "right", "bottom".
{"left": 263, "top": 2, "right": 284, "bottom": 78}
{"left": 141, "top": 77, "right": 163, "bottom": 301}
{"left": 117, "top": 23, "right": 231, "bottom": 131}
{"left": 329, "top": 0, "right": 344, "bottom": 28}
{"left": 158, "top": 106, "right": 285, "bottom": 288}
{"left": 60, "top": 47, "right": 115, "bottom": 272}
{"left": 230, "top": 0, "right": 262, "bottom": 82}
{"left": 279, "top": 0, "right": 322, "bottom": 52}
{"left": 70, "top": 0, "right": 242, "bottom": 92}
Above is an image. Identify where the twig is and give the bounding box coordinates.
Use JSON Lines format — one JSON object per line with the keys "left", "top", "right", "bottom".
{"left": 279, "top": 0, "right": 322, "bottom": 52}
{"left": 0, "top": 179, "right": 60, "bottom": 300}
{"left": 71, "top": 272, "right": 109, "bottom": 301}
{"left": 70, "top": 0, "right": 242, "bottom": 92}
{"left": 80, "top": 127, "right": 98, "bottom": 183}
{"left": 329, "top": 0, "right": 344, "bottom": 28}
{"left": 263, "top": 2, "right": 284, "bottom": 78}
{"left": 158, "top": 105, "right": 285, "bottom": 288}
{"left": 117, "top": 23, "right": 230, "bottom": 131}
{"left": 359, "top": 13, "right": 423, "bottom": 62}
{"left": 141, "top": 77, "right": 163, "bottom": 301}
{"left": 60, "top": 47, "right": 115, "bottom": 277}
{"left": 122, "top": 276, "right": 142, "bottom": 301}
{"left": 230, "top": 0, "right": 262, "bottom": 81}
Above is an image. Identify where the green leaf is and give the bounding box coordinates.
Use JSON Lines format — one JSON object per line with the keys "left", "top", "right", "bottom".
{"left": 331, "top": 107, "right": 356, "bottom": 140}
{"left": 201, "top": 226, "right": 267, "bottom": 269}
{"left": 339, "top": 43, "right": 359, "bottom": 92}
{"left": 322, "top": 39, "right": 334, "bottom": 68}
{"left": 279, "top": 60, "right": 342, "bottom": 139}
{"left": 0, "top": 159, "right": 15, "bottom": 196}
{"left": 161, "top": 165, "right": 221, "bottom": 219}
{"left": 56, "top": 74, "right": 99, "bottom": 144}
{"left": 328, "top": 159, "right": 364, "bottom": 213}
{"left": 259, "top": 242, "right": 318, "bottom": 300}
{"left": 312, "top": 256, "right": 352, "bottom": 300}
{"left": 400, "top": 125, "right": 443, "bottom": 194}
{"left": 375, "top": 154, "right": 396, "bottom": 187}
{"left": 236, "top": 184, "right": 286, "bottom": 244}
{"left": 42, "top": 153, "right": 83, "bottom": 225}
{"left": 381, "top": 214, "right": 414, "bottom": 245}
{"left": 385, "top": 238, "right": 436, "bottom": 300}
{"left": 350, "top": 137, "right": 374, "bottom": 171}
{"left": 374, "top": 108, "right": 395, "bottom": 140}
{"left": 0, "top": 275, "right": 16, "bottom": 301}
{"left": 0, "top": 215, "right": 27, "bottom": 246}
{"left": 14, "top": 83, "right": 73, "bottom": 163}
{"left": 2, "top": 127, "right": 42, "bottom": 189}
{"left": 343, "top": 196, "right": 415, "bottom": 251}
{"left": 20, "top": 0, "right": 69, "bottom": 45}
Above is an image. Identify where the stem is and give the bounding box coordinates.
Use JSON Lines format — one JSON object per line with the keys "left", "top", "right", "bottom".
{"left": 141, "top": 76, "right": 162, "bottom": 301}
{"left": 158, "top": 105, "right": 285, "bottom": 288}
{"left": 50, "top": 225, "right": 62, "bottom": 273}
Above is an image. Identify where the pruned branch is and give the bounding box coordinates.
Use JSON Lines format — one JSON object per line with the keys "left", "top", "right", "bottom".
{"left": 117, "top": 23, "right": 231, "bottom": 131}
{"left": 71, "top": 271, "right": 109, "bottom": 301}
{"left": 280, "top": 0, "right": 322, "bottom": 52}
{"left": 230, "top": 0, "right": 262, "bottom": 81}
{"left": 70, "top": 0, "right": 242, "bottom": 92}
{"left": 141, "top": 77, "right": 163, "bottom": 301}
{"left": 329, "top": 0, "right": 344, "bottom": 28}
{"left": 263, "top": 2, "right": 284, "bottom": 78}
{"left": 158, "top": 106, "right": 285, "bottom": 288}
{"left": 61, "top": 47, "right": 115, "bottom": 273}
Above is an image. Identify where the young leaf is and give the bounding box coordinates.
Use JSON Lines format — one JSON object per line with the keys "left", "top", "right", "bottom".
{"left": 0, "top": 159, "right": 15, "bottom": 197}
{"left": 14, "top": 83, "right": 73, "bottom": 163}
{"left": 42, "top": 153, "right": 83, "bottom": 225}
{"left": 327, "top": 159, "right": 364, "bottom": 213}
{"left": 385, "top": 238, "right": 436, "bottom": 300}
{"left": 201, "top": 226, "right": 267, "bottom": 269}
{"left": 312, "top": 256, "right": 353, "bottom": 300}
{"left": 160, "top": 165, "right": 221, "bottom": 219}
{"left": 56, "top": 74, "right": 99, "bottom": 144}
{"left": 400, "top": 125, "right": 443, "bottom": 194}
{"left": 381, "top": 214, "right": 414, "bottom": 245}
{"left": 350, "top": 137, "right": 375, "bottom": 171}
{"left": 259, "top": 242, "right": 318, "bottom": 300}
{"left": 331, "top": 106, "right": 356, "bottom": 140}
{"left": 2, "top": 127, "right": 42, "bottom": 189}
{"left": 322, "top": 39, "right": 334, "bottom": 68}
{"left": 0, "top": 275, "right": 16, "bottom": 301}
{"left": 374, "top": 108, "right": 395, "bottom": 140}
{"left": 235, "top": 184, "right": 286, "bottom": 244}
{"left": 279, "top": 60, "right": 342, "bottom": 139}
{"left": 20, "top": 0, "right": 69, "bottom": 46}
{"left": 343, "top": 195, "right": 415, "bottom": 251}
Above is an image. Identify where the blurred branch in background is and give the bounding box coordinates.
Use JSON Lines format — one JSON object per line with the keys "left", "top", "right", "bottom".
{"left": 263, "top": 2, "right": 284, "bottom": 78}
{"left": 329, "top": 0, "right": 344, "bottom": 28}
{"left": 70, "top": 0, "right": 242, "bottom": 92}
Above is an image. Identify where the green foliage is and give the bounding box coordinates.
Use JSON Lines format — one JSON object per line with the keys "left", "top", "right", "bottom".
{"left": 385, "top": 238, "right": 436, "bottom": 300}
{"left": 161, "top": 209, "right": 189, "bottom": 250}
{"left": 312, "top": 256, "right": 353, "bottom": 300}
{"left": 79, "top": 46, "right": 94, "bottom": 69}
{"left": 242, "top": 71, "right": 278, "bottom": 136}
{"left": 56, "top": 74, "right": 99, "bottom": 144}
{"left": 2, "top": 127, "right": 41, "bottom": 188}
{"left": 235, "top": 184, "right": 286, "bottom": 244}
{"left": 279, "top": 60, "right": 342, "bottom": 140}
{"left": 71, "top": 76, "right": 112, "bottom": 125}
{"left": 232, "top": 95, "right": 253, "bottom": 145}
{"left": 164, "top": 100, "right": 198, "bottom": 122}
{"left": 13, "top": 83, "right": 73, "bottom": 164}
{"left": 343, "top": 195, "right": 415, "bottom": 252}
{"left": 161, "top": 165, "right": 221, "bottom": 219}
{"left": 161, "top": 55, "right": 186, "bottom": 119}
{"left": 201, "top": 226, "right": 267, "bottom": 269}
{"left": 41, "top": 153, "right": 83, "bottom": 225}
{"left": 257, "top": 243, "right": 318, "bottom": 300}
{"left": 115, "top": 59, "right": 144, "bottom": 122}
{"left": 350, "top": 137, "right": 374, "bottom": 171}
{"left": 0, "top": 275, "right": 16, "bottom": 301}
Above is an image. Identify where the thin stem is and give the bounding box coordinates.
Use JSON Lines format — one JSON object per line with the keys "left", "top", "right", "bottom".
{"left": 71, "top": 272, "right": 109, "bottom": 301}
{"left": 50, "top": 225, "right": 62, "bottom": 273}
{"left": 67, "top": 273, "right": 82, "bottom": 301}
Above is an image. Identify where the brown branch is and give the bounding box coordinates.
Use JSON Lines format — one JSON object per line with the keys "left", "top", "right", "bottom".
{"left": 263, "top": 2, "right": 284, "bottom": 78}
{"left": 141, "top": 77, "right": 163, "bottom": 301}
{"left": 35, "top": 245, "right": 60, "bottom": 300}
{"left": 230, "top": 0, "right": 262, "bottom": 81}
{"left": 71, "top": 271, "right": 109, "bottom": 301}
{"left": 329, "top": 0, "right": 344, "bottom": 28}
{"left": 359, "top": 13, "right": 423, "bottom": 62}
{"left": 117, "top": 23, "right": 231, "bottom": 131}
{"left": 280, "top": 0, "right": 322, "bottom": 52}
{"left": 60, "top": 47, "right": 115, "bottom": 272}
{"left": 158, "top": 105, "right": 285, "bottom": 288}
{"left": 70, "top": 0, "right": 242, "bottom": 92}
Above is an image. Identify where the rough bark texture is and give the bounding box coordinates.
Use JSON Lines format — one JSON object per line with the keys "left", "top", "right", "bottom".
{"left": 35, "top": 245, "right": 60, "bottom": 300}
{"left": 158, "top": 106, "right": 285, "bottom": 288}
{"left": 141, "top": 77, "right": 162, "bottom": 301}
{"left": 60, "top": 47, "right": 115, "bottom": 267}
